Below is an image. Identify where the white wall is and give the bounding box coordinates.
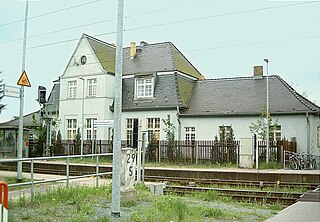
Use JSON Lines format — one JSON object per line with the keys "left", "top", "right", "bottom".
{"left": 180, "top": 114, "right": 320, "bottom": 156}
{"left": 59, "top": 37, "right": 115, "bottom": 140}
{"left": 121, "top": 110, "right": 177, "bottom": 141}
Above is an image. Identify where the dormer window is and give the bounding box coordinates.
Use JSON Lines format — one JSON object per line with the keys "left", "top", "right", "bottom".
{"left": 136, "top": 78, "right": 153, "bottom": 98}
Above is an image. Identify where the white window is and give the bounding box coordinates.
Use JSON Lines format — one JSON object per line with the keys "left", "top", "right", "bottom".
{"left": 68, "top": 81, "right": 77, "bottom": 98}
{"left": 67, "top": 119, "right": 77, "bottom": 140}
{"left": 136, "top": 79, "right": 153, "bottom": 98}
{"left": 317, "top": 126, "right": 320, "bottom": 148}
{"left": 126, "top": 119, "right": 133, "bottom": 146}
{"left": 185, "top": 127, "right": 195, "bottom": 141}
{"left": 86, "top": 118, "right": 97, "bottom": 140}
{"left": 147, "top": 118, "right": 160, "bottom": 141}
{"left": 219, "top": 125, "right": 233, "bottom": 142}
{"left": 88, "top": 79, "right": 97, "bottom": 97}
{"left": 270, "top": 125, "right": 281, "bottom": 141}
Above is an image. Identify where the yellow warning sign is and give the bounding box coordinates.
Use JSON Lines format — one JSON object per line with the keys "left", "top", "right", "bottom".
{"left": 17, "top": 71, "right": 31, "bottom": 87}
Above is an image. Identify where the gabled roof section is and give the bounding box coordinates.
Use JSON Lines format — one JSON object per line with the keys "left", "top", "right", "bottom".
{"left": 123, "top": 42, "right": 204, "bottom": 79}
{"left": 85, "top": 34, "right": 116, "bottom": 73}
{"left": 176, "top": 75, "right": 196, "bottom": 108}
{"left": 171, "top": 44, "right": 204, "bottom": 80}
{"left": 182, "top": 75, "right": 320, "bottom": 116}
{"left": 0, "top": 111, "right": 40, "bottom": 128}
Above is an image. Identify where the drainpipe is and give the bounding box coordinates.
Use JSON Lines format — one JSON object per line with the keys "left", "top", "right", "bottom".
{"left": 306, "top": 112, "right": 310, "bottom": 154}
{"left": 176, "top": 106, "right": 181, "bottom": 141}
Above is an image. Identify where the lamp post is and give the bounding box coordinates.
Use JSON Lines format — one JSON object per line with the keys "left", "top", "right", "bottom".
{"left": 79, "top": 77, "right": 85, "bottom": 157}
{"left": 263, "top": 58, "right": 269, "bottom": 164}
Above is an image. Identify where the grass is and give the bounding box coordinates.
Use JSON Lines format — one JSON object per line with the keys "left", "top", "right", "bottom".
{"left": 8, "top": 183, "right": 281, "bottom": 222}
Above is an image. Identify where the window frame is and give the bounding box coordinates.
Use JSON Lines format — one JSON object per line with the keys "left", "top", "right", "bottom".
{"left": 147, "top": 118, "right": 160, "bottom": 141}
{"left": 185, "top": 127, "right": 196, "bottom": 142}
{"left": 87, "top": 78, "right": 97, "bottom": 97}
{"left": 66, "top": 119, "right": 77, "bottom": 140}
{"left": 68, "top": 81, "right": 77, "bottom": 98}
{"left": 86, "top": 118, "right": 97, "bottom": 140}
{"left": 135, "top": 78, "right": 153, "bottom": 98}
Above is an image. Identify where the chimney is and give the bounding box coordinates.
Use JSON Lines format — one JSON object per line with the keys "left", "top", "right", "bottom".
{"left": 139, "top": 41, "right": 148, "bottom": 47}
{"left": 253, "top": 66, "right": 263, "bottom": 79}
{"left": 130, "top": 42, "right": 137, "bottom": 59}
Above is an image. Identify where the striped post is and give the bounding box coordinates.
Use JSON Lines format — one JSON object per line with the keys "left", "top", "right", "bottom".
{"left": 0, "top": 181, "right": 8, "bottom": 222}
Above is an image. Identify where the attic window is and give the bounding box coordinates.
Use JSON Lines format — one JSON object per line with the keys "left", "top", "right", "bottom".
{"left": 136, "top": 78, "right": 153, "bottom": 98}
{"left": 80, "top": 55, "right": 87, "bottom": 65}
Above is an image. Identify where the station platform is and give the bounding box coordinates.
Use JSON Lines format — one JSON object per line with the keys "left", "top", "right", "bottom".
{"left": 266, "top": 188, "right": 320, "bottom": 222}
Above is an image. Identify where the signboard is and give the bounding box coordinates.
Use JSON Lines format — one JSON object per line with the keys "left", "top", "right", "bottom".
{"left": 94, "top": 119, "right": 114, "bottom": 128}
{"left": 2, "top": 84, "right": 20, "bottom": 98}
{"left": 17, "top": 71, "right": 31, "bottom": 87}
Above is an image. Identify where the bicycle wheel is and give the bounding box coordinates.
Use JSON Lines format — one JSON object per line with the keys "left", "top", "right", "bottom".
{"left": 289, "top": 157, "right": 299, "bottom": 170}
{"left": 307, "top": 158, "right": 317, "bottom": 170}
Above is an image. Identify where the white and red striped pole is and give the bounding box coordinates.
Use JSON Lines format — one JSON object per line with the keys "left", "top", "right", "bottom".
{"left": 0, "top": 181, "right": 8, "bottom": 222}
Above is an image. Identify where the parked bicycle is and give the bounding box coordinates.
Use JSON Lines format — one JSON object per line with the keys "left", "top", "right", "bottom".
{"left": 288, "top": 151, "right": 317, "bottom": 170}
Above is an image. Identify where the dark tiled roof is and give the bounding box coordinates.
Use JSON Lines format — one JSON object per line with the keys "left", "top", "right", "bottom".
{"left": 84, "top": 34, "right": 204, "bottom": 79}
{"left": 0, "top": 111, "right": 40, "bottom": 128}
{"left": 122, "top": 74, "right": 181, "bottom": 110}
{"left": 182, "top": 75, "right": 320, "bottom": 116}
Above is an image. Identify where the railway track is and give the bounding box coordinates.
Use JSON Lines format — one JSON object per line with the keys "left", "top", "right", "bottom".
{"left": 145, "top": 175, "right": 319, "bottom": 190}
{"left": 1, "top": 162, "right": 317, "bottom": 205}
{"left": 164, "top": 185, "right": 301, "bottom": 205}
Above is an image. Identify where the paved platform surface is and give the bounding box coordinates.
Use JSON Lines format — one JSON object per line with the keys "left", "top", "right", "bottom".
{"left": 265, "top": 201, "right": 320, "bottom": 222}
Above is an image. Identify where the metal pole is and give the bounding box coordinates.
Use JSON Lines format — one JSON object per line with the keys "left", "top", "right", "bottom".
{"left": 80, "top": 77, "right": 85, "bottom": 157}
{"left": 31, "top": 159, "right": 34, "bottom": 199}
{"left": 264, "top": 59, "right": 269, "bottom": 164}
{"left": 137, "top": 120, "right": 142, "bottom": 183}
{"left": 17, "top": 0, "right": 29, "bottom": 183}
{"left": 111, "top": 0, "right": 124, "bottom": 218}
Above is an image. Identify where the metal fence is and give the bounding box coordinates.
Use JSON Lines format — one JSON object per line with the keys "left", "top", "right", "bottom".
{"left": 0, "top": 153, "right": 113, "bottom": 200}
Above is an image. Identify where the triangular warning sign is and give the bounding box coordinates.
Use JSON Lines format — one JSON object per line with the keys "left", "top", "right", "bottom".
{"left": 17, "top": 71, "right": 31, "bottom": 87}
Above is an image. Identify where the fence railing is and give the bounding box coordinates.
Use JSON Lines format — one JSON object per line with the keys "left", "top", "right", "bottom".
{"left": 158, "top": 140, "right": 239, "bottom": 164}
{"left": 0, "top": 153, "right": 113, "bottom": 200}
{"left": 29, "top": 140, "right": 129, "bottom": 157}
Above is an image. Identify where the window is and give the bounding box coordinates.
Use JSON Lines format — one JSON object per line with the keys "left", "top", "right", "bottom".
{"left": 147, "top": 118, "right": 160, "bottom": 141}
{"left": 126, "top": 119, "right": 133, "bottom": 146}
{"left": 67, "top": 119, "right": 77, "bottom": 140}
{"left": 68, "top": 81, "right": 77, "bottom": 98}
{"left": 136, "top": 79, "right": 153, "bottom": 98}
{"left": 80, "top": 55, "right": 87, "bottom": 65}
{"left": 185, "top": 127, "right": 195, "bottom": 141}
{"left": 86, "top": 118, "right": 97, "bottom": 140}
{"left": 317, "top": 126, "right": 320, "bottom": 148}
{"left": 88, "top": 78, "right": 97, "bottom": 97}
{"left": 219, "top": 125, "right": 233, "bottom": 142}
{"left": 270, "top": 125, "right": 281, "bottom": 141}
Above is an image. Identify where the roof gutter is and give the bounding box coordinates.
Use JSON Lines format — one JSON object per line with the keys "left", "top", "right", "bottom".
{"left": 176, "top": 106, "right": 181, "bottom": 141}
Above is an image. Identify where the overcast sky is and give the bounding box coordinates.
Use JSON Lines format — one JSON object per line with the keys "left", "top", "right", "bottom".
{"left": 0, "top": 0, "right": 319, "bottom": 122}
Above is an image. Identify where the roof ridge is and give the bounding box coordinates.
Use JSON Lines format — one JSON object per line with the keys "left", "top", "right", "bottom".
{"left": 123, "top": 41, "right": 172, "bottom": 49}
{"left": 275, "top": 75, "right": 319, "bottom": 111}
{"left": 83, "top": 33, "right": 116, "bottom": 48}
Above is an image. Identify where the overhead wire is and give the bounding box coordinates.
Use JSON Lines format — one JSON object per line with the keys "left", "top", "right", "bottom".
{"left": 24, "top": 1, "right": 319, "bottom": 50}
{"left": 1, "top": 0, "right": 214, "bottom": 44}
{"left": 0, "top": 0, "right": 102, "bottom": 27}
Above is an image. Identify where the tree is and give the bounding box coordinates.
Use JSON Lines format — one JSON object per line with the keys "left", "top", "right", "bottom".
{"left": 249, "top": 108, "right": 278, "bottom": 140}
{"left": 162, "top": 114, "right": 175, "bottom": 142}
{"left": 162, "top": 114, "right": 175, "bottom": 160}
{"left": 30, "top": 114, "right": 46, "bottom": 157}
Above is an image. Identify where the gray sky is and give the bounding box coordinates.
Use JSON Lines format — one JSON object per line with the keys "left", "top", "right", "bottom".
{"left": 0, "top": 0, "right": 319, "bottom": 122}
